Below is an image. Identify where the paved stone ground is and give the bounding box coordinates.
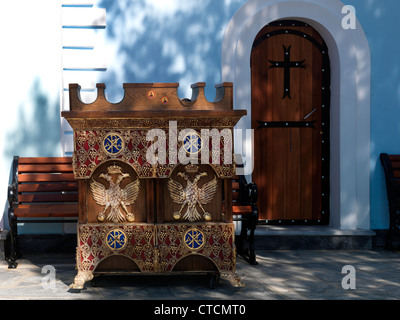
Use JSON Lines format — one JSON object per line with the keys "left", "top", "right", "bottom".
{"left": 0, "top": 250, "right": 399, "bottom": 300}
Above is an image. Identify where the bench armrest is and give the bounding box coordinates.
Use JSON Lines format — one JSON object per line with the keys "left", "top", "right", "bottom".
{"left": 238, "top": 176, "right": 259, "bottom": 221}
{"left": 8, "top": 156, "right": 19, "bottom": 207}
{"left": 238, "top": 176, "right": 258, "bottom": 205}
{"left": 8, "top": 183, "right": 18, "bottom": 207}
{"left": 244, "top": 182, "right": 258, "bottom": 206}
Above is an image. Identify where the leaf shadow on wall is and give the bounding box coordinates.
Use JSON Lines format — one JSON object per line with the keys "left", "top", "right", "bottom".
{"left": 97, "top": 0, "right": 244, "bottom": 101}
{"left": 4, "top": 78, "right": 61, "bottom": 159}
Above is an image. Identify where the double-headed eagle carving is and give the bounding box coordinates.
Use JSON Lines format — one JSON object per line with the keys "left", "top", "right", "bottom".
{"left": 168, "top": 166, "right": 218, "bottom": 222}
{"left": 90, "top": 164, "right": 140, "bottom": 223}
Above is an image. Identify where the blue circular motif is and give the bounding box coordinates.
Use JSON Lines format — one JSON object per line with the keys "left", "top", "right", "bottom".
{"left": 105, "top": 229, "right": 127, "bottom": 251}
{"left": 184, "top": 228, "right": 205, "bottom": 250}
{"left": 103, "top": 133, "right": 124, "bottom": 156}
{"left": 183, "top": 132, "right": 202, "bottom": 154}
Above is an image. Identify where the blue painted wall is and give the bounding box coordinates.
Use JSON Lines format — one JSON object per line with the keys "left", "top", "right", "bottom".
{"left": 345, "top": 0, "right": 400, "bottom": 229}
{"left": 97, "top": 0, "right": 246, "bottom": 101}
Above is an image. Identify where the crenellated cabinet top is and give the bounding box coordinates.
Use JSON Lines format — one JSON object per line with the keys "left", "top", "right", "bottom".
{"left": 62, "top": 82, "right": 246, "bottom": 179}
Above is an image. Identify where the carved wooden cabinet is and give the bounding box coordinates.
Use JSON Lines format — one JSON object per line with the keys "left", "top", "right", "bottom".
{"left": 62, "top": 82, "right": 246, "bottom": 289}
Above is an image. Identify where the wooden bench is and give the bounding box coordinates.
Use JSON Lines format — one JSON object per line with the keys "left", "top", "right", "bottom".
{"left": 380, "top": 153, "right": 400, "bottom": 249}
{"left": 6, "top": 156, "right": 78, "bottom": 268}
{"left": 231, "top": 175, "right": 258, "bottom": 265}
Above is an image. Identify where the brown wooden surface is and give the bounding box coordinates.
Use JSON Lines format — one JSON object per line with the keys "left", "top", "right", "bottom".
{"left": 81, "top": 163, "right": 236, "bottom": 225}
{"left": 66, "top": 82, "right": 234, "bottom": 112}
{"left": 14, "top": 204, "right": 78, "bottom": 217}
{"left": 18, "top": 193, "right": 78, "bottom": 203}
{"left": 18, "top": 157, "right": 73, "bottom": 164}
{"left": 232, "top": 206, "right": 253, "bottom": 214}
{"left": 15, "top": 157, "right": 79, "bottom": 219}
{"left": 224, "top": 178, "right": 233, "bottom": 222}
{"left": 227, "top": 176, "right": 253, "bottom": 221}
{"left": 18, "top": 164, "right": 74, "bottom": 173}
{"left": 18, "top": 182, "right": 78, "bottom": 193}
{"left": 156, "top": 178, "right": 165, "bottom": 223}
{"left": 160, "top": 164, "right": 223, "bottom": 223}
{"left": 146, "top": 179, "right": 156, "bottom": 223}
{"left": 18, "top": 173, "right": 76, "bottom": 183}
{"left": 62, "top": 109, "right": 245, "bottom": 118}
{"left": 251, "top": 23, "right": 326, "bottom": 222}
{"left": 172, "top": 255, "right": 218, "bottom": 272}
{"left": 95, "top": 255, "right": 141, "bottom": 273}
{"left": 389, "top": 155, "right": 400, "bottom": 178}
{"left": 85, "top": 160, "right": 148, "bottom": 223}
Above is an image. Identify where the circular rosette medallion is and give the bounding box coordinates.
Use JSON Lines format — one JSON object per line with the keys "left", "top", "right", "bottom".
{"left": 105, "top": 229, "right": 128, "bottom": 252}
{"left": 183, "top": 228, "right": 205, "bottom": 251}
{"left": 183, "top": 132, "right": 202, "bottom": 155}
{"left": 102, "top": 132, "right": 125, "bottom": 156}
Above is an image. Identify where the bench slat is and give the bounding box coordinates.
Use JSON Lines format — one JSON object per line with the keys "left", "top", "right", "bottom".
{"left": 232, "top": 205, "right": 252, "bottom": 214}
{"left": 14, "top": 204, "right": 79, "bottom": 217}
{"left": 390, "top": 162, "right": 400, "bottom": 169}
{"left": 388, "top": 155, "right": 400, "bottom": 161}
{"left": 14, "top": 204, "right": 78, "bottom": 217}
{"left": 18, "top": 157, "right": 73, "bottom": 164}
{"left": 18, "top": 173, "right": 76, "bottom": 183}
{"left": 18, "top": 183, "right": 78, "bottom": 193}
{"left": 18, "top": 194, "right": 78, "bottom": 203}
{"left": 232, "top": 182, "right": 239, "bottom": 191}
{"left": 232, "top": 192, "right": 240, "bottom": 201}
{"left": 18, "top": 164, "right": 74, "bottom": 173}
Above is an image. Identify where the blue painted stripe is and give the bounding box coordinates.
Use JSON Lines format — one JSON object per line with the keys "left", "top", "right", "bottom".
{"left": 62, "top": 46, "right": 94, "bottom": 50}
{"left": 63, "top": 68, "right": 107, "bottom": 71}
{"left": 62, "top": 26, "right": 105, "bottom": 29}
{"left": 62, "top": 4, "right": 94, "bottom": 8}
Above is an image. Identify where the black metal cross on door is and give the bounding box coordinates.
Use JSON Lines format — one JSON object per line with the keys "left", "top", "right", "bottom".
{"left": 269, "top": 45, "right": 305, "bottom": 99}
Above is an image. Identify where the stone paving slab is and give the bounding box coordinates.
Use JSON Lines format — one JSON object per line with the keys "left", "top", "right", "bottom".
{"left": 0, "top": 250, "right": 399, "bottom": 300}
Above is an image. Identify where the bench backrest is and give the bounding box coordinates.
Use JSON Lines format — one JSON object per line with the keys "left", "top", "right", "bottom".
{"left": 381, "top": 154, "right": 400, "bottom": 183}
{"left": 10, "top": 157, "right": 78, "bottom": 217}
{"left": 381, "top": 153, "right": 400, "bottom": 207}
{"left": 381, "top": 154, "right": 400, "bottom": 179}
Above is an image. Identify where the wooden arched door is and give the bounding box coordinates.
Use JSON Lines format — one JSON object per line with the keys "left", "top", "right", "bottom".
{"left": 251, "top": 21, "right": 330, "bottom": 224}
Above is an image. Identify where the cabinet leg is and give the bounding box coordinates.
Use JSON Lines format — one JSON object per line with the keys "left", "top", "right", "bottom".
{"left": 220, "top": 271, "right": 245, "bottom": 287}
{"left": 70, "top": 270, "right": 94, "bottom": 290}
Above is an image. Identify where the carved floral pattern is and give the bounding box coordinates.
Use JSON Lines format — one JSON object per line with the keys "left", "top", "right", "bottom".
{"left": 72, "top": 223, "right": 243, "bottom": 288}
{"left": 73, "top": 129, "right": 235, "bottom": 179}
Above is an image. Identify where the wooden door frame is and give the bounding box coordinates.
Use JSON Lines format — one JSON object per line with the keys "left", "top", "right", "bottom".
{"left": 251, "top": 20, "right": 330, "bottom": 225}
{"left": 222, "top": 0, "right": 371, "bottom": 230}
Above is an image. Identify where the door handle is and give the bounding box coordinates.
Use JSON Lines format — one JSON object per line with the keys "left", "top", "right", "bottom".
{"left": 303, "top": 108, "right": 317, "bottom": 120}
